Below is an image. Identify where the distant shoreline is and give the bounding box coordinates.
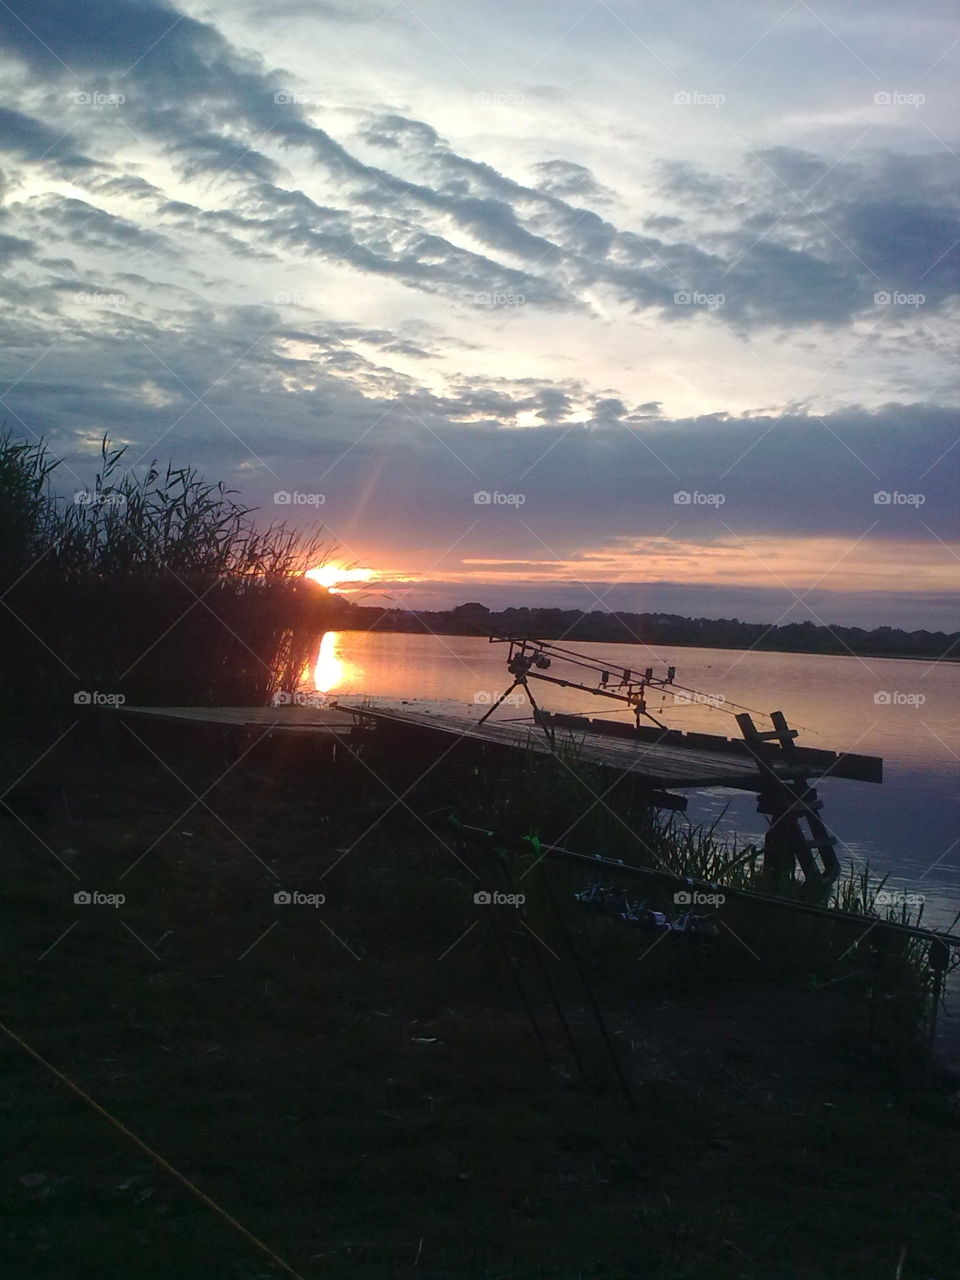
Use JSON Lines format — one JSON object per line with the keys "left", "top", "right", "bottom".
{"left": 358, "top": 630, "right": 960, "bottom": 664}
{"left": 334, "top": 603, "right": 960, "bottom": 665}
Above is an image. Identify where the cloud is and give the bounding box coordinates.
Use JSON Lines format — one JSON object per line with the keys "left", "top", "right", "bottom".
{"left": 0, "top": 231, "right": 35, "bottom": 263}
{"left": 0, "top": 106, "right": 98, "bottom": 173}
{"left": 530, "top": 159, "right": 614, "bottom": 203}
{"left": 3, "top": 2, "right": 957, "bottom": 330}
{"left": 0, "top": 0, "right": 956, "bottom": 632}
{"left": 20, "top": 195, "right": 169, "bottom": 254}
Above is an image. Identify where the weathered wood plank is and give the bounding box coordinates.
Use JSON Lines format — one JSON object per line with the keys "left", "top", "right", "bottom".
{"left": 120, "top": 705, "right": 356, "bottom": 732}
{"left": 115, "top": 702, "right": 882, "bottom": 792}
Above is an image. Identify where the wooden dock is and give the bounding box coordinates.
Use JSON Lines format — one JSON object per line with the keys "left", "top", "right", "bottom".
{"left": 337, "top": 704, "right": 880, "bottom": 792}
{"left": 119, "top": 704, "right": 356, "bottom": 736}
{"left": 117, "top": 701, "right": 881, "bottom": 804}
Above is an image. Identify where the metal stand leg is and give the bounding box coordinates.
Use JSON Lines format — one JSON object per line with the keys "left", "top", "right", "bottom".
{"left": 477, "top": 679, "right": 525, "bottom": 725}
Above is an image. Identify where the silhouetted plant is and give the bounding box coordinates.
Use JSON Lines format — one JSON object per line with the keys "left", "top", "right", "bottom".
{"left": 0, "top": 432, "right": 338, "bottom": 712}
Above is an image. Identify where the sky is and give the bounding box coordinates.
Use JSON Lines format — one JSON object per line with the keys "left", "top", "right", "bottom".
{"left": 0, "top": 0, "right": 958, "bottom": 628}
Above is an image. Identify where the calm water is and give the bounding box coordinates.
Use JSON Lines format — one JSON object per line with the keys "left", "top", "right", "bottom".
{"left": 307, "top": 630, "right": 960, "bottom": 1050}
{"left": 307, "top": 630, "right": 960, "bottom": 932}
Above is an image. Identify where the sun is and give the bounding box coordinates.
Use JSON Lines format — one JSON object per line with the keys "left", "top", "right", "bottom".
{"left": 304, "top": 564, "right": 375, "bottom": 593}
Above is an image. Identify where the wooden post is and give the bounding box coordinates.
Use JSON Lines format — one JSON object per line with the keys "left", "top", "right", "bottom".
{"left": 737, "top": 712, "right": 840, "bottom": 892}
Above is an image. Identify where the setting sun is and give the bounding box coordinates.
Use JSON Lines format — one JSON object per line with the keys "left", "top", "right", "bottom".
{"left": 304, "top": 565, "right": 375, "bottom": 593}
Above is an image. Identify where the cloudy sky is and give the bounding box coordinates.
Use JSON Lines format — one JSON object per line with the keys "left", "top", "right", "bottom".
{"left": 1, "top": 0, "right": 957, "bottom": 626}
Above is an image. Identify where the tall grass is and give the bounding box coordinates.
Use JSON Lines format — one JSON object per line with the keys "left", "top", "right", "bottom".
{"left": 390, "top": 738, "right": 947, "bottom": 1038}
{"left": 0, "top": 431, "right": 337, "bottom": 713}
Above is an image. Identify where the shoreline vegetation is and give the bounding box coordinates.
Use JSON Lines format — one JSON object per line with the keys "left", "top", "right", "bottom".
{"left": 3, "top": 434, "right": 958, "bottom": 1277}
{"left": 336, "top": 601, "right": 960, "bottom": 664}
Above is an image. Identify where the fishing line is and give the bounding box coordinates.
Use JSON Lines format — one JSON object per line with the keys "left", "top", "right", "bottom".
{"left": 0, "top": 1019, "right": 304, "bottom": 1278}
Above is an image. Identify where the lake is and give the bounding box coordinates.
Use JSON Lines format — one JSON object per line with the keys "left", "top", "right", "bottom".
{"left": 305, "top": 630, "right": 960, "bottom": 936}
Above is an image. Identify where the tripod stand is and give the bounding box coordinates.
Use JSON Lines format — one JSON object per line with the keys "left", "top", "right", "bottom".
{"left": 478, "top": 648, "right": 556, "bottom": 744}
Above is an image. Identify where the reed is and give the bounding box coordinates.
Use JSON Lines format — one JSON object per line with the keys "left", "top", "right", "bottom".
{"left": 0, "top": 431, "right": 336, "bottom": 713}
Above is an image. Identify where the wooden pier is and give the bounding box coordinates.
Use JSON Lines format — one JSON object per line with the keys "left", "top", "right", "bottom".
{"left": 117, "top": 692, "right": 882, "bottom": 886}
{"left": 118, "top": 700, "right": 881, "bottom": 793}
{"left": 119, "top": 703, "right": 356, "bottom": 737}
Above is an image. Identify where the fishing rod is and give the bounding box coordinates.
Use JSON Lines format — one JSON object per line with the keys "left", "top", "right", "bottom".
{"left": 482, "top": 631, "right": 681, "bottom": 732}
{"left": 440, "top": 815, "right": 960, "bottom": 953}
{"left": 483, "top": 629, "right": 820, "bottom": 734}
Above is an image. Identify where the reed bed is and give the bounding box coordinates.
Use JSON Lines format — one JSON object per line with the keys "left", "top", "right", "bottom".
{"left": 0, "top": 431, "right": 336, "bottom": 715}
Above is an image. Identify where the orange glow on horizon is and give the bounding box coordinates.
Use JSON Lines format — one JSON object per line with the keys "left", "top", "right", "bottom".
{"left": 304, "top": 564, "right": 375, "bottom": 593}
{"left": 380, "top": 534, "right": 960, "bottom": 595}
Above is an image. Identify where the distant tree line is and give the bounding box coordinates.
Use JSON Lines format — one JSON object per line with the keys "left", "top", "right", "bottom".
{"left": 337, "top": 601, "right": 959, "bottom": 660}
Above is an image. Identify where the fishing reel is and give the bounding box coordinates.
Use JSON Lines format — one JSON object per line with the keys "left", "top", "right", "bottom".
{"left": 507, "top": 648, "right": 552, "bottom": 678}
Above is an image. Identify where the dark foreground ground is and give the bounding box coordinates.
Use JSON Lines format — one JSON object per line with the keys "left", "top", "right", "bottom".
{"left": 1, "top": 720, "right": 958, "bottom": 1279}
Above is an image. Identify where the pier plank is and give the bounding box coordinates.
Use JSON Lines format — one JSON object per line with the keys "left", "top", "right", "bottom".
{"left": 116, "top": 702, "right": 882, "bottom": 793}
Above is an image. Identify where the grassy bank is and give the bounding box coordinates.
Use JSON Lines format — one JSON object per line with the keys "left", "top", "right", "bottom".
{"left": 1, "top": 722, "right": 958, "bottom": 1278}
